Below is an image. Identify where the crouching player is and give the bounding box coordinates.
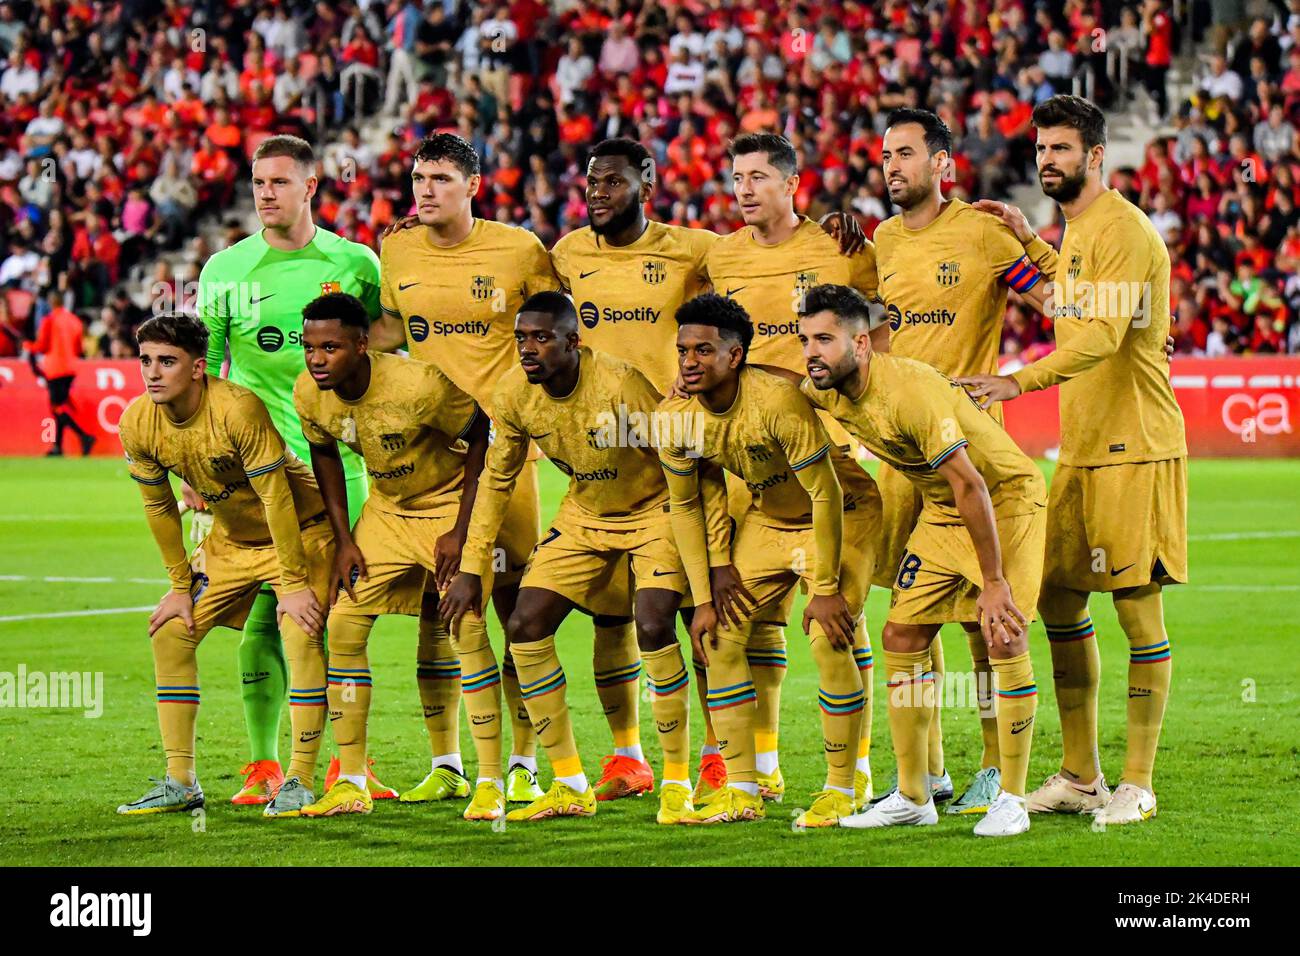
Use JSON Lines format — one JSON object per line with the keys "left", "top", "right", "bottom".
{"left": 792, "top": 285, "right": 1046, "bottom": 836}
{"left": 442, "top": 292, "right": 704, "bottom": 824}
{"left": 290, "top": 293, "right": 500, "bottom": 820}
{"left": 116, "top": 313, "right": 333, "bottom": 816}
{"left": 659, "top": 294, "right": 883, "bottom": 828}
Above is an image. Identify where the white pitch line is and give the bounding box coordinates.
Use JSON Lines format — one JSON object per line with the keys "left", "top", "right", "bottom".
{"left": 1188, "top": 584, "right": 1300, "bottom": 592}
{"left": 0, "top": 575, "right": 166, "bottom": 585}
{"left": 1189, "top": 530, "right": 1300, "bottom": 541}
{"left": 0, "top": 606, "right": 153, "bottom": 624}
{"left": 0, "top": 514, "right": 140, "bottom": 522}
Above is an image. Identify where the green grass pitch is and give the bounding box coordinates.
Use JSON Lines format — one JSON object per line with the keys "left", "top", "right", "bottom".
{"left": 0, "top": 456, "right": 1296, "bottom": 866}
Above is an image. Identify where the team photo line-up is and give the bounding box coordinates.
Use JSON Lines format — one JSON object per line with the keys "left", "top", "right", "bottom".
{"left": 114, "top": 92, "right": 1186, "bottom": 837}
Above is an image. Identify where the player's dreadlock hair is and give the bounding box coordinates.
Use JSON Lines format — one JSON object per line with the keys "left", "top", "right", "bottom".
{"left": 798, "top": 284, "right": 873, "bottom": 329}
{"left": 729, "top": 132, "right": 799, "bottom": 177}
{"left": 886, "top": 109, "right": 953, "bottom": 157}
{"left": 590, "top": 138, "right": 655, "bottom": 185}
{"left": 303, "top": 292, "right": 371, "bottom": 330}
{"left": 414, "top": 132, "right": 481, "bottom": 178}
{"left": 1032, "top": 94, "right": 1108, "bottom": 151}
{"left": 136, "top": 312, "right": 209, "bottom": 358}
{"left": 519, "top": 290, "right": 578, "bottom": 334}
{"left": 674, "top": 293, "right": 755, "bottom": 361}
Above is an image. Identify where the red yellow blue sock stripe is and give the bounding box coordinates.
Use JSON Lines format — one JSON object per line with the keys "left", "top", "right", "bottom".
{"left": 1130, "top": 639, "right": 1171, "bottom": 664}
{"left": 520, "top": 666, "right": 566, "bottom": 700}
{"left": 289, "top": 685, "right": 327, "bottom": 707}
{"left": 996, "top": 683, "right": 1038, "bottom": 699}
{"left": 594, "top": 661, "right": 642, "bottom": 688}
{"left": 1046, "top": 618, "right": 1095, "bottom": 643}
{"left": 647, "top": 665, "right": 689, "bottom": 697}
{"left": 327, "top": 667, "right": 371, "bottom": 688}
{"left": 461, "top": 665, "right": 501, "bottom": 694}
{"left": 819, "top": 687, "right": 866, "bottom": 715}
{"left": 854, "top": 647, "right": 874, "bottom": 671}
{"left": 417, "top": 661, "right": 461, "bottom": 682}
{"left": 746, "top": 649, "right": 788, "bottom": 669}
{"left": 157, "top": 684, "right": 199, "bottom": 704}
{"left": 706, "top": 679, "right": 756, "bottom": 711}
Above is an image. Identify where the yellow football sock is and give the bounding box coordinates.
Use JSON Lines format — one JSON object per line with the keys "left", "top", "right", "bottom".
{"left": 704, "top": 633, "right": 758, "bottom": 785}
{"left": 415, "top": 613, "right": 462, "bottom": 759}
{"left": 642, "top": 642, "right": 691, "bottom": 782}
{"left": 152, "top": 616, "right": 203, "bottom": 786}
{"left": 280, "top": 615, "right": 327, "bottom": 788}
{"left": 1041, "top": 586, "right": 1101, "bottom": 781}
{"left": 693, "top": 656, "right": 718, "bottom": 749}
{"left": 991, "top": 653, "right": 1037, "bottom": 797}
{"left": 810, "top": 625, "right": 865, "bottom": 791}
{"left": 510, "top": 636, "right": 582, "bottom": 776}
{"left": 1115, "top": 584, "right": 1172, "bottom": 792}
{"left": 853, "top": 618, "right": 874, "bottom": 763}
{"left": 885, "top": 647, "right": 934, "bottom": 804}
{"left": 450, "top": 614, "right": 503, "bottom": 782}
{"left": 966, "top": 627, "right": 1000, "bottom": 770}
{"left": 325, "top": 611, "right": 375, "bottom": 777}
{"left": 501, "top": 650, "right": 537, "bottom": 760}
{"left": 746, "top": 622, "right": 785, "bottom": 770}
{"left": 926, "top": 635, "right": 945, "bottom": 776}
{"left": 593, "top": 622, "right": 641, "bottom": 751}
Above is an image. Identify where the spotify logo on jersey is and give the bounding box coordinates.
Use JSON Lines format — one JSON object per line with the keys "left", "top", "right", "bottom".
{"left": 408, "top": 315, "right": 430, "bottom": 342}
{"left": 579, "top": 301, "right": 599, "bottom": 330}
{"left": 887, "top": 304, "right": 903, "bottom": 332}
{"left": 257, "top": 326, "right": 285, "bottom": 352}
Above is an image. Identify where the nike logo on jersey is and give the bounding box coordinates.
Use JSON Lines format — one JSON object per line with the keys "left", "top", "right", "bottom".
{"left": 250, "top": 293, "right": 276, "bottom": 304}
{"left": 528, "top": 433, "right": 551, "bottom": 441}
{"left": 1110, "top": 564, "right": 1136, "bottom": 576}
{"left": 651, "top": 569, "right": 679, "bottom": 577}
{"left": 725, "top": 287, "right": 746, "bottom": 296}
{"left": 578, "top": 270, "right": 600, "bottom": 279}
{"left": 399, "top": 281, "right": 420, "bottom": 290}
{"left": 882, "top": 272, "right": 897, "bottom": 283}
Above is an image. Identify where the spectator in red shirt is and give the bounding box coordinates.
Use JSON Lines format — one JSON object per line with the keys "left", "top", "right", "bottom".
{"left": 1143, "top": 0, "right": 1173, "bottom": 119}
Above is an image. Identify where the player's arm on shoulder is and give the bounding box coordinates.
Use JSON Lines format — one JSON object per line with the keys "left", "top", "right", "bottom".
{"left": 370, "top": 243, "right": 409, "bottom": 352}
{"left": 971, "top": 199, "right": 1059, "bottom": 278}
{"left": 659, "top": 418, "right": 715, "bottom": 603}
{"left": 196, "top": 257, "right": 230, "bottom": 374}
{"left": 982, "top": 214, "right": 1052, "bottom": 315}
{"left": 122, "top": 420, "right": 191, "bottom": 592}
{"left": 752, "top": 363, "right": 804, "bottom": 386}
{"left": 771, "top": 394, "right": 843, "bottom": 595}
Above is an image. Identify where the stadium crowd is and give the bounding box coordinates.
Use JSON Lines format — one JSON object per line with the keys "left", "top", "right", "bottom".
{"left": 1, "top": 0, "right": 1298, "bottom": 363}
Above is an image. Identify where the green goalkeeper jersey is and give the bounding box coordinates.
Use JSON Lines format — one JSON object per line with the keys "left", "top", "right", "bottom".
{"left": 197, "top": 227, "right": 380, "bottom": 481}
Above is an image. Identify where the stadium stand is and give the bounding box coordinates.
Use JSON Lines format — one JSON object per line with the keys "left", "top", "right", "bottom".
{"left": 0, "top": 0, "right": 1295, "bottom": 362}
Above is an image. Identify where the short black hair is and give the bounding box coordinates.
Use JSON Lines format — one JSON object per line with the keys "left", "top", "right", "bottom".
{"left": 136, "top": 312, "right": 209, "bottom": 358}
{"left": 518, "top": 290, "right": 577, "bottom": 332}
{"left": 413, "top": 132, "right": 481, "bottom": 178}
{"left": 590, "top": 137, "right": 655, "bottom": 183}
{"left": 798, "top": 284, "right": 872, "bottom": 328}
{"left": 674, "top": 293, "right": 754, "bottom": 360}
{"left": 302, "top": 292, "right": 370, "bottom": 330}
{"left": 1032, "top": 95, "right": 1107, "bottom": 151}
{"left": 729, "top": 132, "right": 798, "bottom": 177}
{"left": 886, "top": 108, "right": 953, "bottom": 157}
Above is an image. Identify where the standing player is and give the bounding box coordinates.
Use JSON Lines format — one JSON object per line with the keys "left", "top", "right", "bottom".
{"left": 370, "top": 133, "right": 559, "bottom": 805}
{"left": 868, "top": 108, "right": 1056, "bottom": 814}
{"left": 549, "top": 136, "right": 865, "bottom": 803}
{"left": 441, "top": 292, "right": 702, "bottom": 825}
{"left": 961, "top": 96, "right": 1186, "bottom": 826}
{"left": 659, "top": 294, "right": 882, "bottom": 827}
{"left": 196, "top": 135, "right": 395, "bottom": 804}
{"left": 28, "top": 290, "right": 95, "bottom": 456}
{"left": 289, "top": 293, "right": 501, "bottom": 820}
{"left": 701, "top": 132, "right": 881, "bottom": 803}
{"left": 115, "top": 314, "right": 333, "bottom": 817}
{"left": 786, "top": 285, "right": 1046, "bottom": 836}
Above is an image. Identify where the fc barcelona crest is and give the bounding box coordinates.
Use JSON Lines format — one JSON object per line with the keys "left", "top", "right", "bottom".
{"left": 794, "top": 271, "right": 819, "bottom": 293}
{"left": 1067, "top": 254, "right": 1083, "bottom": 281}
{"left": 321, "top": 281, "right": 342, "bottom": 295}
{"left": 936, "top": 261, "right": 960, "bottom": 287}
{"left": 471, "top": 275, "right": 496, "bottom": 300}
{"left": 642, "top": 260, "right": 666, "bottom": 285}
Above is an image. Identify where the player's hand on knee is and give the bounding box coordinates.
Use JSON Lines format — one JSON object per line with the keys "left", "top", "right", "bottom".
{"left": 150, "top": 590, "right": 195, "bottom": 637}
{"left": 709, "top": 564, "right": 755, "bottom": 630}
{"left": 278, "top": 587, "right": 325, "bottom": 638}
{"left": 433, "top": 529, "right": 466, "bottom": 592}
{"left": 333, "top": 541, "right": 368, "bottom": 606}
{"left": 440, "top": 572, "right": 483, "bottom": 629}
{"left": 804, "top": 593, "right": 855, "bottom": 649}
{"left": 689, "top": 603, "right": 719, "bottom": 666}
{"left": 977, "top": 578, "right": 1027, "bottom": 648}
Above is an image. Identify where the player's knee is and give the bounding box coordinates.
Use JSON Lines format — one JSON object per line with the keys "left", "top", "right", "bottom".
{"left": 1113, "top": 583, "right": 1164, "bottom": 640}
{"left": 506, "top": 609, "right": 549, "bottom": 645}
{"left": 325, "top": 611, "right": 372, "bottom": 659}
{"left": 633, "top": 615, "right": 677, "bottom": 652}
{"left": 808, "top": 630, "right": 857, "bottom": 675}
{"left": 151, "top": 617, "right": 200, "bottom": 656}
{"left": 881, "top": 621, "right": 930, "bottom": 653}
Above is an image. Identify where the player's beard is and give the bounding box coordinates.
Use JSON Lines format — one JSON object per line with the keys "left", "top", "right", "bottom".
{"left": 1040, "top": 163, "right": 1087, "bottom": 203}
{"left": 808, "top": 350, "right": 857, "bottom": 390}
{"left": 888, "top": 173, "right": 932, "bottom": 211}
{"left": 589, "top": 197, "right": 641, "bottom": 237}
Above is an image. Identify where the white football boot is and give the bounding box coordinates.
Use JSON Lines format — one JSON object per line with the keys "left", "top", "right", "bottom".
{"left": 1094, "top": 783, "right": 1157, "bottom": 825}
{"left": 1026, "top": 772, "right": 1110, "bottom": 814}
{"left": 840, "top": 788, "right": 938, "bottom": 829}
{"left": 973, "top": 791, "right": 1031, "bottom": 837}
